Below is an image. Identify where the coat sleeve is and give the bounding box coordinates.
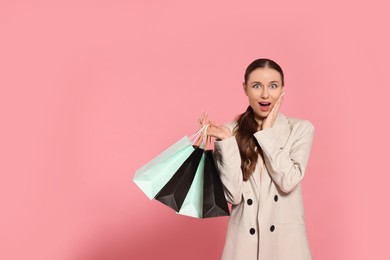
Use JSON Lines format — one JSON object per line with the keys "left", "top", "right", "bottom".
{"left": 213, "top": 136, "right": 244, "bottom": 205}
{"left": 254, "top": 120, "right": 315, "bottom": 193}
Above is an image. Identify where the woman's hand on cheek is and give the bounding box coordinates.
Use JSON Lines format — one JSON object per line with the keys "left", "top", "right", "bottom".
{"left": 261, "top": 91, "right": 285, "bottom": 130}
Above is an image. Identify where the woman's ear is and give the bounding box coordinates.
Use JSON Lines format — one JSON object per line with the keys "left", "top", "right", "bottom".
{"left": 243, "top": 82, "right": 248, "bottom": 96}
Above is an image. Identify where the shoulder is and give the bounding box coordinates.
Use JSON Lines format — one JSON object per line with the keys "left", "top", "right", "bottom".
{"left": 286, "top": 115, "right": 314, "bottom": 129}
{"left": 283, "top": 114, "right": 315, "bottom": 135}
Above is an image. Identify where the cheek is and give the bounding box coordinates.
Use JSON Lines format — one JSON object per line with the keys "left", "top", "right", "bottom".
{"left": 245, "top": 91, "right": 256, "bottom": 103}
{"left": 248, "top": 95, "right": 259, "bottom": 104}
{"left": 271, "top": 89, "right": 283, "bottom": 99}
{"left": 247, "top": 89, "right": 259, "bottom": 99}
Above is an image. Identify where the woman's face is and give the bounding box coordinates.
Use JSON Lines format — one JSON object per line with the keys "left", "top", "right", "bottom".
{"left": 244, "top": 67, "right": 284, "bottom": 122}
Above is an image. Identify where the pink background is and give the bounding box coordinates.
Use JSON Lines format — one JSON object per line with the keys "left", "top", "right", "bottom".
{"left": 1, "top": 0, "right": 389, "bottom": 259}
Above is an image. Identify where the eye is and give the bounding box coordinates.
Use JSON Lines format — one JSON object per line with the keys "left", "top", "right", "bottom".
{"left": 252, "top": 83, "right": 261, "bottom": 89}
{"left": 270, "top": 83, "right": 278, "bottom": 89}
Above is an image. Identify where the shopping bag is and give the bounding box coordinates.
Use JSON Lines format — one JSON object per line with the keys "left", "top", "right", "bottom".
{"left": 202, "top": 149, "right": 230, "bottom": 218}
{"left": 135, "top": 123, "right": 230, "bottom": 219}
{"left": 133, "top": 126, "right": 206, "bottom": 199}
{"left": 154, "top": 146, "right": 204, "bottom": 212}
{"left": 176, "top": 151, "right": 205, "bottom": 218}
{"left": 155, "top": 125, "right": 209, "bottom": 215}
{"left": 161, "top": 131, "right": 229, "bottom": 219}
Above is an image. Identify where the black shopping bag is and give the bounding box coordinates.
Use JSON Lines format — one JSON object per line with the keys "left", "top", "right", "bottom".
{"left": 202, "top": 150, "right": 230, "bottom": 218}
{"left": 154, "top": 146, "right": 204, "bottom": 212}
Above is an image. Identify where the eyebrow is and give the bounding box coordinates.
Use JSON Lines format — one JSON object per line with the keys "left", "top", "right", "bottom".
{"left": 251, "top": 81, "right": 280, "bottom": 84}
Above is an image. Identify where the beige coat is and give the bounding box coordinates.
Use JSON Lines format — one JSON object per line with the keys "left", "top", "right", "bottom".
{"left": 213, "top": 112, "right": 315, "bottom": 260}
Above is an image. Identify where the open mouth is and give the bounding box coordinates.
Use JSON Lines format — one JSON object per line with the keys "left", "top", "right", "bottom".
{"left": 259, "top": 102, "right": 271, "bottom": 111}
{"left": 259, "top": 102, "right": 271, "bottom": 107}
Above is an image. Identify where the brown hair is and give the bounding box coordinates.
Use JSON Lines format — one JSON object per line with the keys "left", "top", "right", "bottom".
{"left": 234, "top": 58, "right": 285, "bottom": 181}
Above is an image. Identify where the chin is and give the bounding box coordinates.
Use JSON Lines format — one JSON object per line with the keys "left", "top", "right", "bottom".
{"left": 254, "top": 111, "right": 269, "bottom": 119}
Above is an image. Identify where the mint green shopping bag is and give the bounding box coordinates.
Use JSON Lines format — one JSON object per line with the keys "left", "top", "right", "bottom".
{"left": 133, "top": 126, "right": 206, "bottom": 200}
{"left": 177, "top": 151, "right": 205, "bottom": 218}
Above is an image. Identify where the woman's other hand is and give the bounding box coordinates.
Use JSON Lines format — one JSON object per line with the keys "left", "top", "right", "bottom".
{"left": 207, "top": 124, "right": 231, "bottom": 140}
{"left": 198, "top": 111, "right": 209, "bottom": 127}
{"left": 198, "top": 112, "right": 231, "bottom": 140}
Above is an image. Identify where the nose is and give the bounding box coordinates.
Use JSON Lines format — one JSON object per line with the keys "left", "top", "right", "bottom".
{"left": 261, "top": 87, "right": 269, "bottom": 99}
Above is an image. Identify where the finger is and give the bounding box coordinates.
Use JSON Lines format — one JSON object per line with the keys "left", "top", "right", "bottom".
{"left": 274, "top": 93, "right": 284, "bottom": 110}
{"left": 277, "top": 92, "right": 285, "bottom": 106}
{"left": 206, "top": 125, "right": 213, "bottom": 136}
{"left": 266, "top": 101, "right": 278, "bottom": 122}
{"left": 279, "top": 92, "right": 285, "bottom": 103}
{"left": 274, "top": 98, "right": 280, "bottom": 109}
{"left": 200, "top": 111, "right": 208, "bottom": 126}
{"left": 269, "top": 101, "right": 278, "bottom": 116}
{"left": 273, "top": 101, "right": 281, "bottom": 115}
{"left": 200, "top": 115, "right": 210, "bottom": 125}
{"left": 209, "top": 120, "right": 218, "bottom": 126}
{"left": 198, "top": 111, "right": 205, "bottom": 124}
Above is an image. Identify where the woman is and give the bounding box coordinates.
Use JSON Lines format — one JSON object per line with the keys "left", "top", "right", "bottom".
{"left": 200, "top": 58, "right": 315, "bottom": 260}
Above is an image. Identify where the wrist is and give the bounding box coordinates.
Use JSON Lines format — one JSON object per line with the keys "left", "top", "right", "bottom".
{"left": 216, "top": 133, "right": 231, "bottom": 141}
